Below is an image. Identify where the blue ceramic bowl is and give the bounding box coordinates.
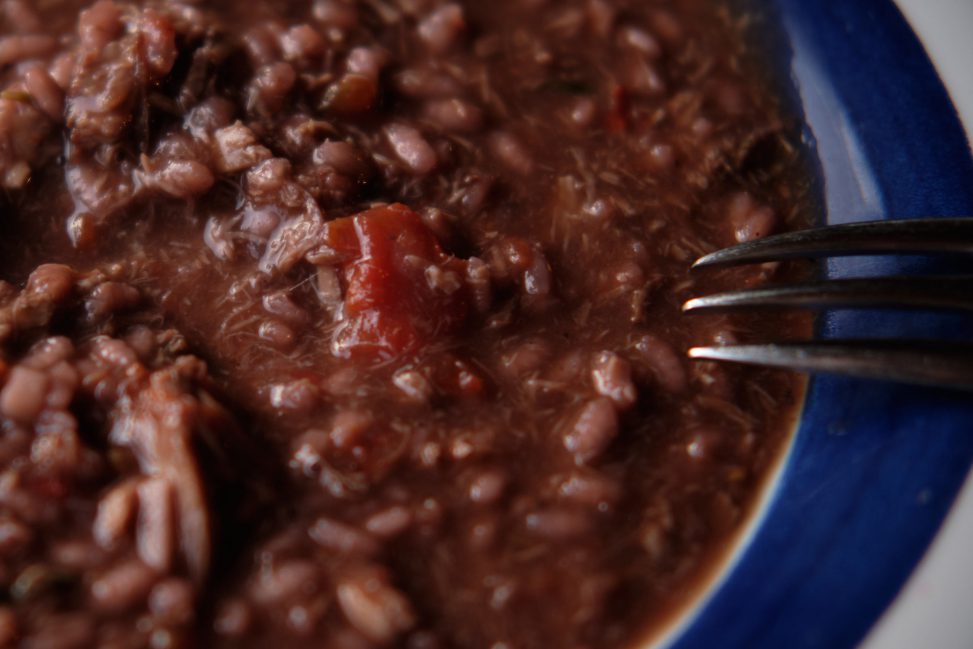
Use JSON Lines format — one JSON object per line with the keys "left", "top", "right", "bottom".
{"left": 665, "top": 2, "right": 973, "bottom": 647}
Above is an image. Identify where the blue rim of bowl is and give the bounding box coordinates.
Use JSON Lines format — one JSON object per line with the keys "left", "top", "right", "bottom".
{"left": 667, "top": 1, "right": 973, "bottom": 648}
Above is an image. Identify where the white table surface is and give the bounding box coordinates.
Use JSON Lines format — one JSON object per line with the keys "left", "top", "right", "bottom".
{"left": 862, "top": 1, "right": 973, "bottom": 647}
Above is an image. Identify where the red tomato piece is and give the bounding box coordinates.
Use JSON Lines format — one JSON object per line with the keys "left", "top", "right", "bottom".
{"left": 322, "top": 204, "right": 470, "bottom": 359}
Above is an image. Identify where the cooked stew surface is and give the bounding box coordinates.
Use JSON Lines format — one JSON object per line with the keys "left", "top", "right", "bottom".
{"left": 0, "top": 1, "right": 812, "bottom": 647}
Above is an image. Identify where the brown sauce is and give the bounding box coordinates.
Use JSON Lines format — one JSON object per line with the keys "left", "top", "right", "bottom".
{"left": 0, "top": 1, "right": 813, "bottom": 647}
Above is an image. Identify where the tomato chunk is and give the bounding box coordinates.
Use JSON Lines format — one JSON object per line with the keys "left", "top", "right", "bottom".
{"left": 321, "top": 204, "right": 470, "bottom": 359}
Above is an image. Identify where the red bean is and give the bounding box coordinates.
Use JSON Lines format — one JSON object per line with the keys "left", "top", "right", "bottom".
{"left": 685, "top": 428, "right": 727, "bottom": 462}
{"left": 468, "top": 468, "right": 507, "bottom": 505}
{"left": 78, "top": 0, "right": 122, "bottom": 51}
{"left": 185, "top": 97, "right": 236, "bottom": 140}
{"left": 563, "top": 397, "right": 618, "bottom": 464}
{"left": 262, "top": 291, "right": 308, "bottom": 326}
{"left": 269, "top": 379, "right": 319, "bottom": 414}
{"left": 329, "top": 409, "right": 373, "bottom": 449}
{"left": 136, "top": 478, "right": 175, "bottom": 573}
{"left": 525, "top": 508, "right": 593, "bottom": 540}
{"left": 90, "top": 337, "right": 138, "bottom": 368}
{"left": 556, "top": 471, "right": 622, "bottom": 508}
{"left": 586, "top": 0, "right": 616, "bottom": 38}
{"left": 137, "top": 9, "right": 177, "bottom": 78}
{"left": 645, "top": 142, "right": 676, "bottom": 172}
{"left": 249, "top": 62, "right": 297, "bottom": 114}
{"left": 281, "top": 25, "right": 324, "bottom": 63}
{"left": 500, "top": 339, "right": 550, "bottom": 379}
{"left": 623, "top": 56, "right": 665, "bottom": 97}
{"left": 84, "top": 281, "right": 140, "bottom": 320}
{"left": 0, "top": 517, "right": 31, "bottom": 556}
{"left": 258, "top": 320, "right": 296, "bottom": 349}
{"left": 0, "top": 35, "right": 57, "bottom": 67}
{"left": 727, "top": 192, "right": 777, "bottom": 243}
{"left": 313, "top": 0, "right": 358, "bottom": 31}
{"left": 631, "top": 333, "right": 688, "bottom": 394}
{"left": 24, "top": 66, "right": 64, "bottom": 121}
{"left": 337, "top": 569, "right": 416, "bottom": 644}
{"left": 713, "top": 81, "right": 747, "bottom": 116}
{"left": 308, "top": 517, "right": 380, "bottom": 556}
{"left": 2, "top": 0, "right": 41, "bottom": 32}
{"left": 386, "top": 123, "right": 437, "bottom": 175}
{"left": 50, "top": 540, "right": 104, "bottom": 571}
{"left": 148, "top": 578, "right": 195, "bottom": 626}
{"left": 0, "top": 366, "right": 49, "bottom": 423}
{"left": 618, "top": 25, "right": 662, "bottom": 59}
{"left": 312, "top": 140, "right": 368, "bottom": 177}
{"left": 24, "top": 264, "right": 75, "bottom": 311}
{"left": 364, "top": 506, "right": 413, "bottom": 539}
{"left": 213, "top": 598, "right": 252, "bottom": 637}
{"left": 241, "top": 24, "right": 281, "bottom": 67}
{"left": 423, "top": 98, "right": 484, "bottom": 134}
{"left": 90, "top": 559, "right": 158, "bottom": 613}
{"left": 323, "top": 73, "right": 378, "bottom": 115}
{"left": 346, "top": 47, "right": 388, "bottom": 81}
{"left": 48, "top": 52, "right": 74, "bottom": 89}
{"left": 394, "top": 68, "right": 463, "bottom": 99}
{"left": 567, "top": 96, "right": 598, "bottom": 129}
{"left": 489, "top": 131, "right": 533, "bottom": 175}
{"left": 466, "top": 516, "right": 498, "bottom": 551}
{"left": 248, "top": 560, "right": 319, "bottom": 607}
{"left": 590, "top": 351, "right": 637, "bottom": 409}
{"left": 417, "top": 4, "right": 465, "bottom": 54}
{"left": 93, "top": 480, "right": 138, "bottom": 549}
{"left": 649, "top": 9, "right": 684, "bottom": 45}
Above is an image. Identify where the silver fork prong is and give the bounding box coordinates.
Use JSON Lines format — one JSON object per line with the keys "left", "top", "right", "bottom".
{"left": 688, "top": 341, "right": 973, "bottom": 391}
{"left": 692, "top": 217, "right": 973, "bottom": 269}
{"left": 682, "top": 277, "right": 973, "bottom": 313}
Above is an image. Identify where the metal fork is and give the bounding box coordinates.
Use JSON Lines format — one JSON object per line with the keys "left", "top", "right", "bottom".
{"left": 683, "top": 217, "right": 973, "bottom": 390}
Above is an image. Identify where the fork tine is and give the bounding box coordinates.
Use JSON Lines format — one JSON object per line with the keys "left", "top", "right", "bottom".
{"left": 692, "top": 217, "right": 973, "bottom": 269}
{"left": 682, "top": 277, "right": 973, "bottom": 313}
{"left": 688, "top": 341, "right": 973, "bottom": 391}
